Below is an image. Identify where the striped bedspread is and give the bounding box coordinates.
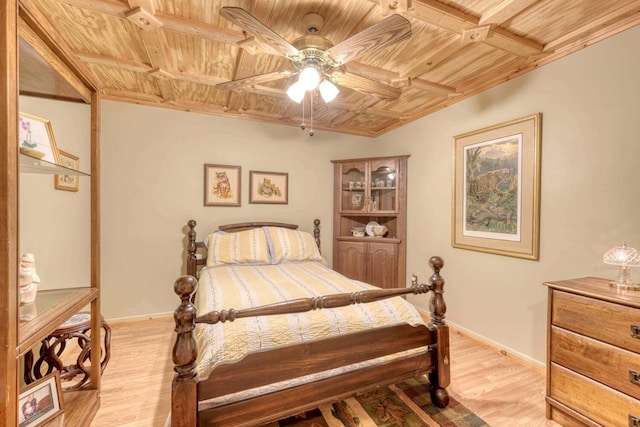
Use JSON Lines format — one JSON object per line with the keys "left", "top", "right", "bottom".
{"left": 194, "top": 261, "right": 426, "bottom": 380}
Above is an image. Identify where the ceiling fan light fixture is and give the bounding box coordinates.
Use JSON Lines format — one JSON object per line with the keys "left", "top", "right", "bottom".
{"left": 298, "top": 64, "right": 321, "bottom": 91}
{"left": 319, "top": 79, "right": 339, "bottom": 103}
{"left": 286, "top": 81, "right": 305, "bottom": 103}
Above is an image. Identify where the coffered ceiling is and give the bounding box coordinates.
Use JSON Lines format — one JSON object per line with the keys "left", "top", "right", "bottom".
{"left": 18, "top": 0, "right": 640, "bottom": 137}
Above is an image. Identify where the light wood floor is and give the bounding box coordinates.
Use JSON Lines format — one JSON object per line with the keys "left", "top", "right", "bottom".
{"left": 91, "top": 316, "right": 560, "bottom": 427}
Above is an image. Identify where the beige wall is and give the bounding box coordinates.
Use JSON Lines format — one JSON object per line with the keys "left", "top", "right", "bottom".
{"left": 373, "top": 26, "right": 640, "bottom": 366}
{"left": 19, "top": 96, "right": 92, "bottom": 291}
{"left": 100, "top": 104, "right": 372, "bottom": 319}
{"left": 19, "top": 24, "right": 639, "bottom": 367}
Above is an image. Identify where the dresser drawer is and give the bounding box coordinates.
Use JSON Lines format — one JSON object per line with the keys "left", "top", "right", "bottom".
{"left": 551, "top": 326, "right": 640, "bottom": 400}
{"left": 549, "top": 363, "right": 640, "bottom": 426}
{"left": 552, "top": 290, "right": 640, "bottom": 353}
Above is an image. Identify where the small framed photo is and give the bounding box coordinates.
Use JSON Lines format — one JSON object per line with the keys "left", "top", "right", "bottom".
{"left": 204, "top": 164, "right": 241, "bottom": 206}
{"left": 18, "top": 113, "right": 61, "bottom": 165}
{"left": 18, "top": 372, "right": 64, "bottom": 426}
{"left": 54, "top": 150, "right": 79, "bottom": 192}
{"left": 249, "top": 171, "right": 288, "bottom": 204}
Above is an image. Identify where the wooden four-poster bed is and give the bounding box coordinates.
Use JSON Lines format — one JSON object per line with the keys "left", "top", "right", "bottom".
{"left": 170, "top": 219, "right": 450, "bottom": 426}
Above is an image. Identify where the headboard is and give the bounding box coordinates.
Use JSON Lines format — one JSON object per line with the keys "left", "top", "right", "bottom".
{"left": 186, "top": 219, "right": 321, "bottom": 277}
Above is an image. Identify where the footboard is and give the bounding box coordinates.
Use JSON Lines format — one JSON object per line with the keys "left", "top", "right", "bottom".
{"left": 171, "top": 256, "right": 449, "bottom": 426}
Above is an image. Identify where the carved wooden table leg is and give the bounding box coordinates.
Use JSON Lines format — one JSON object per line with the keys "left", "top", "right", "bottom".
{"left": 25, "top": 313, "right": 111, "bottom": 391}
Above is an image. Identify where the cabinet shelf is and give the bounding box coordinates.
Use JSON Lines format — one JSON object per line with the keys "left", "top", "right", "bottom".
{"left": 20, "top": 152, "right": 89, "bottom": 176}
{"left": 337, "top": 236, "right": 401, "bottom": 243}
{"left": 341, "top": 212, "right": 398, "bottom": 218}
{"left": 18, "top": 287, "right": 98, "bottom": 356}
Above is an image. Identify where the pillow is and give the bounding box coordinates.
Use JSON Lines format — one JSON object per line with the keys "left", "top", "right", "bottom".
{"left": 206, "top": 228, "right": 270, "bottom": 267}
{"left": 264, "top": 226, "right": 323, "bottom": 264}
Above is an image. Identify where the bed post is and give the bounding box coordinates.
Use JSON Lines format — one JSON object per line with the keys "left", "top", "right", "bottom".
{"left": 313, "top": 218, "right": 321, "bottom": 253}
{"left": 426, "top": 256, "right": 450, "bottom": 408}
{"left": 187, "top": 220, "right": 198, "bottom": 277}
{"left": 172, "top": 275, "right": 199, "bottom": 427}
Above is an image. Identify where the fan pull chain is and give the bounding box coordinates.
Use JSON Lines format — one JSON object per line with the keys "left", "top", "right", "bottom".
{"left": 300, "top": 93, "right": 306, "bottom": 131}
{"left": 309, "top": 90, "right": 314, "bottom": 137}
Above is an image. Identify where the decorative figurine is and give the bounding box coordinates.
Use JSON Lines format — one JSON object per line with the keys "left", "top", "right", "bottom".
{"left": 19, "top": 253, "right": 40, "bottom": 304}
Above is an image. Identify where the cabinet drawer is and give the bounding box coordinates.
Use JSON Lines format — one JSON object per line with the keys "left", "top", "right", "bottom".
{"left": 551, "top": 326, "right": 640, "bottom": 400}
{"left": 549, "top": 363, "right": 640, "bottom": 426}
{"left": 552, "top": 290, "right": 640, "bottom": 353}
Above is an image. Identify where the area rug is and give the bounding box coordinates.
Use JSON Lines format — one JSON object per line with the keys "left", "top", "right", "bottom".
{"left": 262, "top": 376, "right": 490, "bottom": 427}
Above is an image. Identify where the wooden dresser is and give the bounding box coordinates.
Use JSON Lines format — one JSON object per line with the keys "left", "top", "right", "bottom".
{"left": 544, "top": 277, "right": 640, "bottom": 426}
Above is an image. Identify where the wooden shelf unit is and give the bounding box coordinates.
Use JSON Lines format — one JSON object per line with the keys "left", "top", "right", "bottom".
{"left": 1, "top": 2, "right": 101, "bottom": 425}
{"left": 331, "top": 155, "right": 408, "bottom": 289}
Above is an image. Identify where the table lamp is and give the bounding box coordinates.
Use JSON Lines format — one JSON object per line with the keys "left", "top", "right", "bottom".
{"left": 603, "top": 242, "right": 640, "bottom": 290}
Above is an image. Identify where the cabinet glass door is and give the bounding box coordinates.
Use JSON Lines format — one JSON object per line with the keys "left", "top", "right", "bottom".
{"left": 370, "top": 159, "right": 398, "bottom": 213}
{"left": 340, "top": 162, "right": 367, "bottom": 212}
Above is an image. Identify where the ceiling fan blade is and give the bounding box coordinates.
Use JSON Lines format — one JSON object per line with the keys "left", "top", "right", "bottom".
{"left": 332, "top": 71, "right": 401, "bottom": 100}
{"left": 216, "top": 71, "right": 291, "bottom": 91}
{"left": 328, "top": 14, "right": 411, "bottom": 66}
{"left": 220, "top": 7, "right": 299, "bottom": 57}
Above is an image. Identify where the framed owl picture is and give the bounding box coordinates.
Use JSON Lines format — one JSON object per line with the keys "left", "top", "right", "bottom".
{"left": 249, "top": 171, "right": 288, "bottom": 204}
{"left": 204, "top": 164, "right": 241, "bottom": 207}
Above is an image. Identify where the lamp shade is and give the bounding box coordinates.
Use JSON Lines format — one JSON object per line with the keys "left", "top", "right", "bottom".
{"left": 319, "top": 79, "right": 339, "bottom": 103}
{"left": 286, "top": 81, "right": 305, "bottom": 103}
{"left": 603, "top": 243, "right": 640, "bottom": 266}
{"left": 298, "top": 65, "right": 321, "bottom": 91}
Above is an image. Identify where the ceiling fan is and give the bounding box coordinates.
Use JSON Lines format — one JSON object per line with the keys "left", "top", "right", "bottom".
{"left": 215, "top": 7, "right": 412, "bottom": 103}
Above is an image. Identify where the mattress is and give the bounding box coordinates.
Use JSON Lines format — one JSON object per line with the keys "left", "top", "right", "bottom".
{"left": 194, "top": 260, "right": 426, "bottom": 380}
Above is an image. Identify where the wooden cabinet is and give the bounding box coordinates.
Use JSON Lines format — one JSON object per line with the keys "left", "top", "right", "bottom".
{"left": 544, "top": 277, "right": 640, "bottom": 426}
{"left": 331, "top": 156, "right": 408, "bottom": 289}
{"left": 336, "top": 240, "right": 398, "bottom": 288}
{"left": 1, "top": 4, "right": 101, "bottom": 426}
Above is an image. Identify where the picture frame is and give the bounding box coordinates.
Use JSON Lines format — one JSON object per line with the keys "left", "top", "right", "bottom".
{"left": 351, "top": 192, "right": 363, "bottom": 209}
{"left": 54, "top": 150, "right": 80, "bottom": 192}
{"left": 249, "top": 171, "right": 288, "bottom": 204}
{"left": 204, "top": 164, "right": 241, "bottom": 206}
{"left": 18, "top": 372, "right": 64, "bottom": 426}
{"left": 18, "top": 113, "right": 61, "bottom": 165}
{"left": 452, "top": 113, "right": 542, "bottom": 260}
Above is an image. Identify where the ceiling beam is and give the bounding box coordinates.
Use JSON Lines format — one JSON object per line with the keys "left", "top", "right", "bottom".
{"left": 52, "top": 0, "right": 246, "bottom": 45}
{"left": 102, "top": 88, "right": 164, "bottom": 103}
{"left": 75, "top": 51, "right": 228, "bottom": 87}
{"left": 224, "top": 1, "right": 282, "bottom": 112}
{"left": 74, "top": 51, "right": 151, "bottom": 73}
{"left": 156, "top": 12, "right": 245, "bottom": 45}
{"left": 346, "top": 61, "right": 400, "bottom": 82}
{"left": 126, "top": 0, "right": 175, "bottom": 102}
{"left": 375, "top": 0, "right": 544, "bottom": 59}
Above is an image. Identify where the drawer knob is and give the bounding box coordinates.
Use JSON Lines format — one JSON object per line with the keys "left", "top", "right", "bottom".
{"left": 632, "top": 324, "right": 640, "bottom": 339}
{"left": 631, "top": 370, "right": 640, "bottom": 386}
{"left": 630, "top": 415, "right": 640, "bottom": 427}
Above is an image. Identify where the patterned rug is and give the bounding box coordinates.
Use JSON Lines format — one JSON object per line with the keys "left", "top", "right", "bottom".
{"left": 263, "top": 376, "right": 490, "bottom": 427}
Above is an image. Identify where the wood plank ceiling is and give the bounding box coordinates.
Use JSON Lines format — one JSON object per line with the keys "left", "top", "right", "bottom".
{"left": 19, "top": 0, "right": 640, "bottom": 137}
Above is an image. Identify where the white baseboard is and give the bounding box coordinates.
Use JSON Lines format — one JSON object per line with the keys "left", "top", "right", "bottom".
{"left": 105, "top": 311, "right": 173, "bottom": 324}
{"left": 415, "top": 307, "right": 545, "bottom": 374}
